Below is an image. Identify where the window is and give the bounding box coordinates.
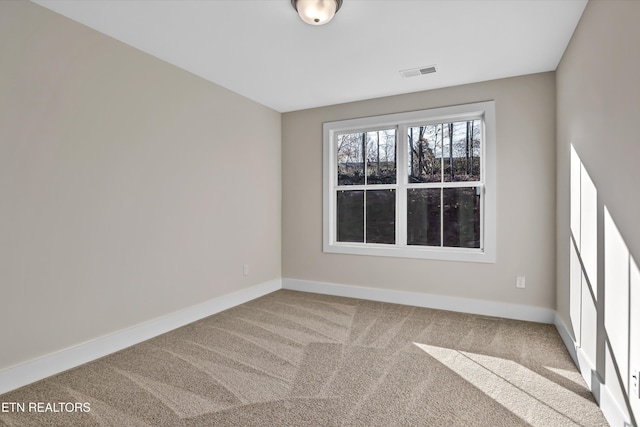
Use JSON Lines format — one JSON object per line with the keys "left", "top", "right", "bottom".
{"left": 323, "top": 101, "right": 496, "bottom": 263}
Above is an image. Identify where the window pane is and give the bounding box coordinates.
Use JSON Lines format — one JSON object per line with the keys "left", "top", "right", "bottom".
{"left": 443, "top": 187, "right": 480, "bottom": 248}
{"left": 366, "top": 190, "right": 395, "bottom": 244}
{"left": 366, "top": 129, "right": 396, "bottom": 184}
{"left": 443, "top": 120, "right": 481, "bottom": 182}
{"left": 407, "top": 188, "right": 441, "bottom": 246}
{"left": 337, "top": 190, "right": 364, "bottom": 242}
{"left": 408, "top": 125, "right": 442, "bottom": 183}
{"left": 337, "top": 133, "right": 365, "bottom": 185}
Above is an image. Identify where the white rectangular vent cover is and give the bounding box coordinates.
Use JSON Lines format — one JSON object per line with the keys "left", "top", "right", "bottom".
{"left": 400, "top": 65, "right": 437, "bottom": 78}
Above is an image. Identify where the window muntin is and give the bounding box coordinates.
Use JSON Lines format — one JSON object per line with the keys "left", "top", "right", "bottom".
{"left": 408, "top": 120, "right": 481, "bottom": 183}
{"left": 337, "top": 129, "right": 396, "bottom": 186}
{"left": 323, "top": 101, "right": 495, "bottom": 263}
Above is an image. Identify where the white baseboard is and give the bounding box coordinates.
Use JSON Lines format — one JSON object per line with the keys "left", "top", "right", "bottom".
{"left": 0, "top": 279, "right": 281, "bottom": 396}
{"left": 282, "top": 278, "right": 556, "bottom": 324}
{"left": 598, "top": 372, "right": 630, "bottom": 427}
{"left": 553, "top": 315, "right": 631, "bottom": 427}
{"left": 553, "top": 313, "right": 579, "bottom": 366}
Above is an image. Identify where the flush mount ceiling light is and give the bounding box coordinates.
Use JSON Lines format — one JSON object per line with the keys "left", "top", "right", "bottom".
{"left": 291, "top": 0, "right": 343, "bottom": 25}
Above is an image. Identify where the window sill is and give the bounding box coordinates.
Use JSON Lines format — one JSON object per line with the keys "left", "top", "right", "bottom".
{"left": 323, "top": 242, "right": 496, "bottom": 263}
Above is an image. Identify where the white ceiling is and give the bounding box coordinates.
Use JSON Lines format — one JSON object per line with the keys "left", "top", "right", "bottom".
{"left": 32, "top": 0, "right": 587, "bottom": 113}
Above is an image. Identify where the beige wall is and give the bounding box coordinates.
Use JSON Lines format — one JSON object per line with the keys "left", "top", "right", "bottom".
{"left": 283, "top": 73, "right": 556, "bottom": 308}
{"left": 556, "top": 0, "right": 640, "bottom": 422}
{"left": 0, "top": 2, "right": 281, "bottom": 370}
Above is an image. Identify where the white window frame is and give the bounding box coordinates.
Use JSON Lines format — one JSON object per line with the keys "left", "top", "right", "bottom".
{"left": 323, "top": 101, "right": 496, "bottom": 263}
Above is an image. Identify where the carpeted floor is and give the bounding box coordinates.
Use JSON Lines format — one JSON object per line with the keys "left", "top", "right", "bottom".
{"left": 0, "top": 290, "right": 608, "bottom": 426}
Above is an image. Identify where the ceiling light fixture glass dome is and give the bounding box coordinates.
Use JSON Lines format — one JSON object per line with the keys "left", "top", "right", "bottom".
{"left": 291, "top": 0, "right": 343, "bottom": 26}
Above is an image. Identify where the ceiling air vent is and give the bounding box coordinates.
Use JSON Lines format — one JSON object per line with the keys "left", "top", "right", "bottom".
{"left": 399, "top": 65, "right": 437, "bottom": 78}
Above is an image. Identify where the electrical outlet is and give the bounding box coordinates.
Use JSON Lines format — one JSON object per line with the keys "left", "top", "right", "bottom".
{"left": 243, "top": 264, "right": 249, "bottom": 276}
{"left": 516, "top": 276, "right": 526, "bottom": 289}
{"left": 632, "top": 366, "right": 639, "bottom": 399}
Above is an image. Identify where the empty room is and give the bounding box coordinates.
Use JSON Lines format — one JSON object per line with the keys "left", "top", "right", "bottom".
{"left": 0, "top": 0, "right": 638, "bottom": 425}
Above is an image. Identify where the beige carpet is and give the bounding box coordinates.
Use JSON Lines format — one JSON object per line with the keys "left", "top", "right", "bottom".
{"left": 0, "top": 290, "right": 608, "bottom": 426}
